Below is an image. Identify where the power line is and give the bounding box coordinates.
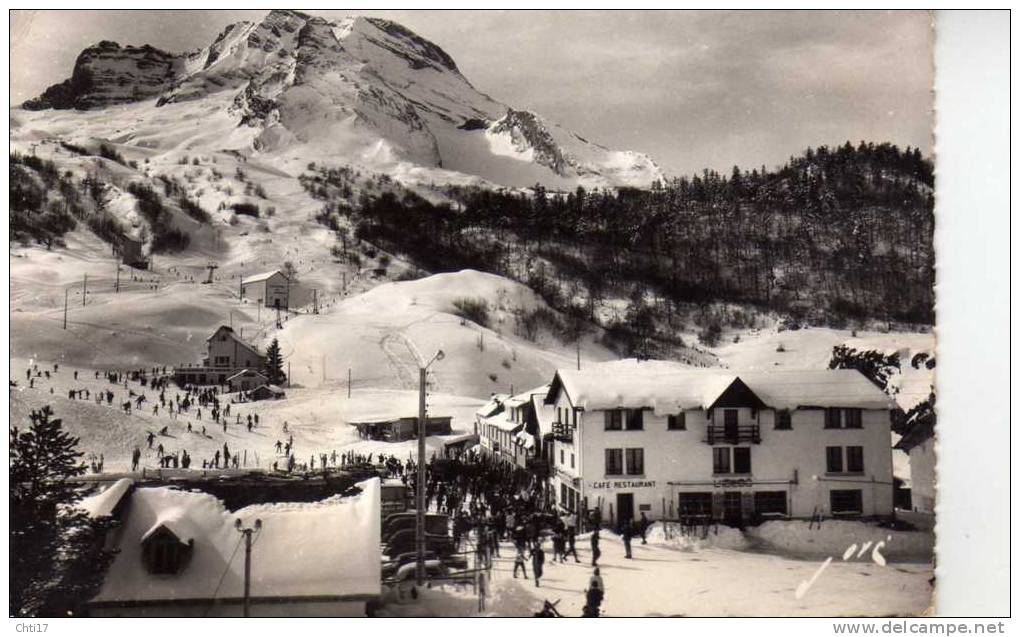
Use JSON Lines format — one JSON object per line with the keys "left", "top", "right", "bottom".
{"left": 202, "top": 534, "right": 244, "bottom": 617}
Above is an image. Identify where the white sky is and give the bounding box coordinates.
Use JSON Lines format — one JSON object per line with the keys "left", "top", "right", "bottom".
{"left": 9, "top": 10, "right": 933, "bottom": 177}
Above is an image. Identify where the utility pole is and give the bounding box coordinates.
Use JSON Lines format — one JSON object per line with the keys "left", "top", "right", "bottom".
{"left": 63, "top": 288, "right": 68, "bottom": 329}
{"left": 348, "top": 368, "right": 352, "bottom": 398}
{"left": 115, "top": 258, "right": 120, "bottom": 292}
{"left": 416, "top": 366, "right": 427, "bottom": 586}
{"left": 82, "top": 273, "right": 87, "bottom": 307}
{"left": 577, "top": 338, "right": 581, "bottom": 371}
{"left": 416, "top": 350, "right": 444, "bottom": 587}
{"left": 234, "top": 519, "right": 262, "bottom": 618}
{"left": 313, "top": 289, "right": 318, "bottom": 314}
{"left": 288, "top": 362, "right": 291, "bottom": 388}
{"left": 342, "top": 271, "right": 347, "bottom": 295}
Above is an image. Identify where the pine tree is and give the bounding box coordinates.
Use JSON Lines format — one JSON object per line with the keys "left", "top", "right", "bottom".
{"left": 264, "top": 337, "right": 285, "bottom": 385}
{"left": 10, "top": 406, "right": 113, "bottom": 617}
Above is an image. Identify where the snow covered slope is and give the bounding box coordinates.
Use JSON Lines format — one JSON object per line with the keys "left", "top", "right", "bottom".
{"left": 20, "top": 10, "right": 663, "bottom": 189}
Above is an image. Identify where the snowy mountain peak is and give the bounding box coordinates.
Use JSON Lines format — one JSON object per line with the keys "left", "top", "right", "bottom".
{"left": 20, "top": 10, "right": 663, "bottom": 189}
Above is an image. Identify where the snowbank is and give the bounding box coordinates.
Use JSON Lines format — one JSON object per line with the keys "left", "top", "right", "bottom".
{"left": 79, "top": 478, "right": 134, "bottom": 518}
{"left": 747, "top": 519, "right": 933, "bottom": 562}
{"left": 643, "top": 522, "right": 748, "bottom": 551}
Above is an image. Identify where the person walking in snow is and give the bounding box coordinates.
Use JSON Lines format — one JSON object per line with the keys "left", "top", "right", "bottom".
{"left": 131, "top": 447, "right": 141, "bottom": 472}
{"left": 591, "top": 528, "right": 602, "bottom": 567}
{"left": 513, "top": 543, "right": 529, "bottom": 579}
{"left": 639, "top": 511, "right": 650, "bottom": 545}
{"left": 622, "top": 518, "right": 634, "bottom": 559}
{"left": 530, "top": 542, "right": 545, "bottom": 588}
{"left": 584, "top": 567, "right": 605, "bottom": 617}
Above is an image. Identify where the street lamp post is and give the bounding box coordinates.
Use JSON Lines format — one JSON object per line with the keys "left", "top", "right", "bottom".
{"left": 416, "top": 349, "right": 445, "bottom": 586}
{"left": 235, "top": 518, "right": 262, "bottom": 617}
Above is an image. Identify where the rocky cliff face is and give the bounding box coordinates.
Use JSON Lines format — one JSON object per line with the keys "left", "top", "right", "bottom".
{"left": 23, "top": 41, "right": 188, "bottom": 110}
{"left": 23, "top": 10, "right": 664, "bottom": 188}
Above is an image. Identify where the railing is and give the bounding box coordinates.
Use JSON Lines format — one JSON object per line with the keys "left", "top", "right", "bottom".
{"left": 551, "top": 421, "right": 574, "bottom": 442}
{"left": 706, "top": 424, "right": 761, "bottom": 445}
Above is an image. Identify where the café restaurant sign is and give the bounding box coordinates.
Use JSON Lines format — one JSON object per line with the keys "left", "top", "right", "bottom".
{"left": 590, "top": 480, "right": 656, "bottom": 489}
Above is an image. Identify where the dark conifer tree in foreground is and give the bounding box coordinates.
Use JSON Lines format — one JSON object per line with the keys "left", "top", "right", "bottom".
{"left": 265, "top": 337, "right": 286, "bottom": 385}
{"left": 10, "top": 406, "right": 115, "bottom": 617}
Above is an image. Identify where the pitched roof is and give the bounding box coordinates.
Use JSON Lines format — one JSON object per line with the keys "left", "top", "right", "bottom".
{"left": 546, "top": 361, "right": 894, "bottom": 414}
{"left": 91, "top": 478, "right": 381, "bottom": 605}
{"left": 226, "top": 369, "right": 268, "bottom": 382}
{"left": 79, "top": 478, "right": 135, "bottom": 518}
{"left": 241, "top": 270, "right": 287, "bottom": 285}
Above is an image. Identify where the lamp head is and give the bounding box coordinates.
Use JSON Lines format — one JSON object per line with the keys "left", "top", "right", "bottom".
{"left": 436, "top": 350, "right": 445, "bottom": 362}
{"left": 254, "top": 519, "right": 262, "bottom": 531}
{"left": 235, "top": 518, "right": 242, "bottom": 530}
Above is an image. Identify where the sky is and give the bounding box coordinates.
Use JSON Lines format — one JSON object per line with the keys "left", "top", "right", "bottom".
{"left": 9, "top": 10, "right": 934, "bottom": 177}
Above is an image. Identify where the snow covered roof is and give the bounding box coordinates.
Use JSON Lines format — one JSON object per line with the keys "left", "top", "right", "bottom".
{"left": 505, "top": 384, "right": 550, "bottom": 408}
{"left": 227, "top": 369, "right": 268, "bottom": 382}
{"left": 479, "top": 413, "right": 523, "bottom": 433}
{"left": 475, "top": 394, "right": 508, "bottom": 419}
{"left": 547, "top": 362, "right": 894, "bottom": 414}
{"left": 91, "top": 478, "right": 381, "bottom": 606}
{"left": 79, "top": 478, "right": 134, "bottom": 518}
{"left": 514, "top": 430, "right": 535, "bottom": 449}
{"left": 531, "top": 395, "right": 556, "bottom": 436}
{"left": 241, "top": 270, "right": 287, "bottom": 285}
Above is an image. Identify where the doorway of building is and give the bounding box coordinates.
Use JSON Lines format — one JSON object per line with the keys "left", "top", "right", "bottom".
{"left": 616, "top": 493, "right": 634, "bottom": 529}
{"left": 723, "top": 491, "right": 743, "bottom": 526}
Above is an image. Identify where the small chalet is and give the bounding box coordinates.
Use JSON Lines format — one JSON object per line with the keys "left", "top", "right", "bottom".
{"left": 349, "top": 415, "right": 453, "bottom": 443}
{"left": 227, "top": 369, "right": 268, "bottom": 393}
{"left": 86, "top": 478, "right": 382, "bottom": 617}
{"left": 249, "top": 385, "right": 286, "bottom": 401}
{"left": 240, "top": 270, "right": 290, "bottom": 309}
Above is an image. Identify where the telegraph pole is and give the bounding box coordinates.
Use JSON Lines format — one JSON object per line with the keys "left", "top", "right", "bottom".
{"left": 234, "top": 519, "right": 262, "bottom": 618}
{"left": 348, "top": 368, "right": 352, "bottom": 398}
{"left": 63, "top": 288, "right": 68, "bottom": 330}
{"left": 82, "top": 273, "right": 87, "bottom": 307}
{"left": 416, "top": 350, "right": 444, "bottom": 586}
{"left": 416, "top": 366, "right": 427, "bottom": 586}
{"left": 313, "top": 289, "right": 318, "bottom": 314}
{"left": 115, "top": 258, "right": 120, "bottom": 293}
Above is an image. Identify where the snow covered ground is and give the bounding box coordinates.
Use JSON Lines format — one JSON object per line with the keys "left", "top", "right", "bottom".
{"left": 10, "top": 356, "right": 483, "bottom": 472}
{"left": 379, "top": 526, "right": 933, "bottom": 617}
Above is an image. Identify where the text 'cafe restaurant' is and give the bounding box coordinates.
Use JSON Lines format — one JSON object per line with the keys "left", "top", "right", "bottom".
{"left": 543, "top": 363, "right": 898, "bottom": 528}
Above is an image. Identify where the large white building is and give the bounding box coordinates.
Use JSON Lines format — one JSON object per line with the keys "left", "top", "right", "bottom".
{"left": 542, "top": 363, "right": 897, "bottom": 528}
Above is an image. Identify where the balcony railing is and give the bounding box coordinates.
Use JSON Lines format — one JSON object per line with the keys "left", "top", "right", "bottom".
{"left": 706, "top": 424, "right": 761, "bottom": 445}
{"left": 551, "top": 421, "right": 574, "bottom": 443}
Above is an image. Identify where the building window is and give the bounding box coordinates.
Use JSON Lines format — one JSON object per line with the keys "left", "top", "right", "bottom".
{"left": 678, "top": 492, "right": 713, "bottom": 516}
{"left": 605, "top": 448, "right": 624, "bottom": 475}
{"left": 625, "top": 448, "right": 644, "bottom": 475}
{"left": 570, "top": 453, "right": 575, "bottom": 469}
{"left": 824, "top": 408, "right": 841, "bottom": 429}
{"left": 605, "top": 410, "right": 623, "bottom": 431}
{"left": 625, "top": 409, "right": 644, "bottom": 431}
{"left": 776, "top": 409, "right": 792, "bottom": 430}
{"left": 560, "top": 449, "right": 565, "bottom": 465}
{"left": 560, "top": 483, "right": 568, "bottom": 507}
{"left": 846, "top": 446, "right": 864, "bottom": 473}
{"left": 733, "top": 447, "right": 752, "bottom": 474}
{"left": 754, "top": 491, "right": 788, "bottom": 516}
{"left": 826, "top": 446, "right": 844, "bottom": 473}
{"left": 712, "top": 447, "right": 730, "bottom": 474}
{"left": 830, "top": 489, "right": 863, "bottom": 515}
{"left": 142, "top": 529, "right": 192, "bottom": 575}
{"left": 668, "top": 413, "right": 686, "bottom": 430}
{"left": 844, "top": 409, "right": 863, "bottom": 429}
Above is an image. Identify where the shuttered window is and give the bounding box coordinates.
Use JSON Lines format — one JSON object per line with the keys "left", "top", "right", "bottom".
{"left": 605, "top": 448, "right": 623, "bottom": 475}
{"left": 846, "top": 446, "right": 864, "bottom": 473}
{"left": 712, "top": 447, "right": 730, "bottom": 474}
{"left": 605, "top": 410, "right": 623, "bottom": 431}
{"left": 668, "top": 413, "right": 686, "bottom": 430}
{"left": 625, "top": 448, "right": 644, "bottom": 475}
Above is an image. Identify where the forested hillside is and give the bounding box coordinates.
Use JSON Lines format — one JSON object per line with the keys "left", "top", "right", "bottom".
{"left": 307, "top": 141, "right": 934, "bottom": 354}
